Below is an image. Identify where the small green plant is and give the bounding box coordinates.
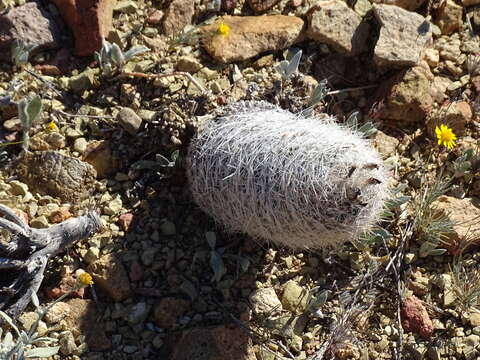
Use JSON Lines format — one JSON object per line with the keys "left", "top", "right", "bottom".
{"left": 17, "top": 95, "right": 42, "bottom": 152}
{"left": 0, "top": 273, "right": 93, "bottom": 359}
{"left": 11, "top": 40, "right": 37, "bottom": 67}
{"left": 276, "top": 49, "right": 302, "bottom": 81}
{"left": 300, "top": 79, "right": 329, "bottom": 117}
{"left": 450, "top": 256, "right": 480, "bottom": 312}
{"left": 453, "top": 148, "right": 474, "bottom": 178}
{"left": 412, "top": 177, "right": 454, "bottom": 257}
{"left": 95, "top": 39, "right": 149, "bottom": 75}
{"left": 130, "top": 150, "right": 179, "bottom": 179}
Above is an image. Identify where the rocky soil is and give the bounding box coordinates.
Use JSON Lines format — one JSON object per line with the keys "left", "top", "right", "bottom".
{"left": 1, "top": 0, "right": 480, "bottom": 359}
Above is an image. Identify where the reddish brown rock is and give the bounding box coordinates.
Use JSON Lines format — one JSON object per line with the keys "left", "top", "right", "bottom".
{"left": 118, "top": 212, "right": 134, "bottom": 231}
{"left": 129, "top": 261, "right": 143, "bottom": 282}
{"left": 45, "top": 273, "right": 85, "bottom": 300}
{"left": 87, "top": 253, "right": 132, "bottom": 302}
{"left": 11, "top": 209, "right": 29, "bottom": 225}
{"left": 153, "top": 297, "right": 190, "bottom": 329}
{"left": 146, "top": 9, "right": 163, "bottom": 25}
{"left": 162, "top": 0, "right": 194, "bottom": 36}
{"left": 0, "top": 2, "right": 61, "bottom": 61}
{"left": 50, "top": 0, "right": 115, "bottom": 56}
{"left": 169, "top": 324, "right": 256, "bottom": 360}
{"left": 35, "top": 64, "right": 62, "bottom": 76}
{"left": 49, "top": 207, "right": 72, "bottom": 223}
{"left": 400, "top": 296, "right": 434, "bottom": 338}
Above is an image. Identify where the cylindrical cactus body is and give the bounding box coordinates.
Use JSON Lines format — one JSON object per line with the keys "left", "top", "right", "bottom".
{"left": 187, "top": 101, "right": 389, "bottom": 249}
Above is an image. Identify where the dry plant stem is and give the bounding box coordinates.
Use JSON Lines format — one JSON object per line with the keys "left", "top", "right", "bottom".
{"left": 0, "top": 204, "right": 102, "bottom": 316}
{"left": 54, "top": 109, "right": 115, "bottom": 119}
{"left": 120, "top": 71, "right": 207, "bottom": 93}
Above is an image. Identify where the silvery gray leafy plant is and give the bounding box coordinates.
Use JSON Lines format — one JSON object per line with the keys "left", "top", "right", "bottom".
{"left": 17, "top": 96, "right": 42, "bottom": 152}
{"left": 276, "top": 49, "right": 302, "bottom": 81}
{"left": 11, "top": 40, "right": 37, "bottom": 67}
{"left": 95, "top": 39, "right": 149, "bottom": 75}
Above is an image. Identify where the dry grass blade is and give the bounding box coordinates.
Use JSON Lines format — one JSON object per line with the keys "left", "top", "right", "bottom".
{"left": 450, "top": 256, "right": 480, "bottom": 312}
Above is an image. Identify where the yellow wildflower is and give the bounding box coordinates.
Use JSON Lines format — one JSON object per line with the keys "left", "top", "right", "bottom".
{"left": 435, "top": 124, "right": 457, "bottom": 150}
{"left": 78, "top": 272, "right": 94, "bottom": 286}
{"left": 46, "top": 121, "right": 58, "bottom": 132}
{"left": 217, "top": 22, "right": 230, "bottom": 36}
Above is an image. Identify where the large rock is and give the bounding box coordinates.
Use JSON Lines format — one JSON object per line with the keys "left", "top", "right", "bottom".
{"left": 401, "top": 296, "right": 434, "bottom": 338}
{"left": 153, "top": 297, "right": 190, "bottom": 329}
{"left": 87, "top": 253, "right": 132, "bottom": 302}
{"left": 168, "top": 325, "right": 256, "bottom": 360}
{"left": 371, "top": 0, "right": 426, "bottom": 10}
{"left": 51, "top": 0, "right": 115, "bottom": 56}
{"left": 202, "top": 15, "right": 304, "bottom": 63}
{"left": 373, "top": 4, "right": 432, "bottom": 68}
{"left": 372, "top": 62, "right": 434, "bottom": 123}
{"left": 249, "top": 288, "right": 283, "bottom": 315}
{"left": 0, "top": 1, "right": 61, "bottom": 62}
{"left": 162, "top": 0, "right": 194, "bottom": 36}
{"left": 306, "top": 0, "right": 369, "bottom": 56}
{"left": 17, "top": 151, "right": 96, "bottom": 202}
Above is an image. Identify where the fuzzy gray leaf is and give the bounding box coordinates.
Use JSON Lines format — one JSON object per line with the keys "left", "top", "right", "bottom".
{"left": 205, "top": 231, "right": 216, "bottom": 249}
{"left": 123, "top": 46, "right": 150, "bottom": 61}
{"left": 26, "top": 96, "right": 42, "bottom": 124}
{"left": 210, "top": 250, "right": 226, "bottom": 283}
{"left": 25, "top": 346, "right": 60, "bottom": 358}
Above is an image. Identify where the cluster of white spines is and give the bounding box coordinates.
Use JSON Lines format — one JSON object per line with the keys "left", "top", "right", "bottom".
{"left": 187, "top": 101, "right": 389, "bottom": 249}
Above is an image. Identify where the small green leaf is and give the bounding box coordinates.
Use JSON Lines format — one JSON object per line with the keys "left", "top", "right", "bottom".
{"left": 31, "top": 292, "right": 39, "bottom": 309}
{"left": 210, "top": 250, "right": 226, "bottom": 283}
{"left": 205, "top": 232, "right": 216, "bottom": 249}
{"left": 346, "top": 111, "right": 359, "bottom": 129}
{"left": 123, "top": 46, "right": 150, "bottom": 61}
{"left": 427, "top": 248, "right": 447, "bottom": 256}
{"left": 358, "top": 121, "right": 377, "bottom": 137}
{"left": 25, "top": 346, "right": 60, "bottom": 358}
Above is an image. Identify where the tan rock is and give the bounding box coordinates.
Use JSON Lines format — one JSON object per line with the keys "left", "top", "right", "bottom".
{"left": 83, "top": 140, "right": 118, "bottom": 178}
{"left": 169, "top": 324, "right": 256, "bottom": 360}
{"left": 433, "top": 196, "right": 480, "bottom": 252}
{"left": 435, "top": 0, "right": 463, "bottom": 35}
{"left": 51, "top": 0, "right": 115, "bottom": 56}
{"left": 373, "top": 4, "right": 432, "bottom": 68}
{"left": 462, "top": 0, "right": 480, "bottom": 6}
{"left": 307, "top": 0, "right": 369, "bottom": 55}
{"left": 87, "top": 253, "right": 132, "bottom": 301}
{"left": 249, "top": 288, "right": 283, "bottom": 315}
{"left": 373, "top": 62, "right": 434, "bottom": 123}
{"left": 424, "top": 48, "right": 440, "bottom": 68}
{"left": 372, "top": 130, "right": 399, "bottom": 158}
{"left": 162, "top": 0, "right": 194, "bottom": 36}
{"left": 281, "top": 280, "right": 309, "bottom": 313}
{"left": 202, "top": 15, "right": 304, "bottom": 63}
{"left": 371, "top": 0, "right": 426, "bottom": 10}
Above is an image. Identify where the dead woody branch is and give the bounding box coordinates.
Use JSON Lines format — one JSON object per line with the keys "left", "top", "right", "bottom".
{"left": 0, "top": 204, "right": 102, "bottom": 316}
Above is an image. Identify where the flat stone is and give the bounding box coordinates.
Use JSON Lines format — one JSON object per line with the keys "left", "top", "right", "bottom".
{"left": 373, "top": 4, "right": 432, "bottom": 68}
{"left": 162, "top": 0, "right": 194, "bottom": 36}
{"left": 176, "top": 56, "right": 202, "bottom": 73}
{"left": 9, "top": 180, "right": 29, "bottom": 196}
{"left": 249, "top": 288, "right": 283, "bottom": 315}
{"left": 87, "top": 253, "right": 132, "bottom": 302}
{"left": 202, "top": 15, "right": 304, "bottom": 63}
{"left": 307, "top": 0, "right": 369, "bottom": 55}
{"left": 117, "top": 107, "right": 143, "bottom": 135}
{"left": 469, "top": 311, "right": 480, "bottom": 326}
{"left": 69, "top": 68, "right": 98, "bottom": 94}
{"left": 83, "top": 140, "right": 118, "bottom": 178}
{"left": 52, "top": 0, "right": 115, "bottom": 56}
{"left": 0, "top": 1, "right": 61, "bottom": 62}
{"left": 372, "top": 130, "right": 399, "bottom": 158}
{"left": 73, "top": 137, "right": 88, "bottom": 153}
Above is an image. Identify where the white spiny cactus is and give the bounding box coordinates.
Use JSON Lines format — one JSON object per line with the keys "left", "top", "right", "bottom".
{"left": 186, "top": 101, "right": 390, "bottom": 249}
